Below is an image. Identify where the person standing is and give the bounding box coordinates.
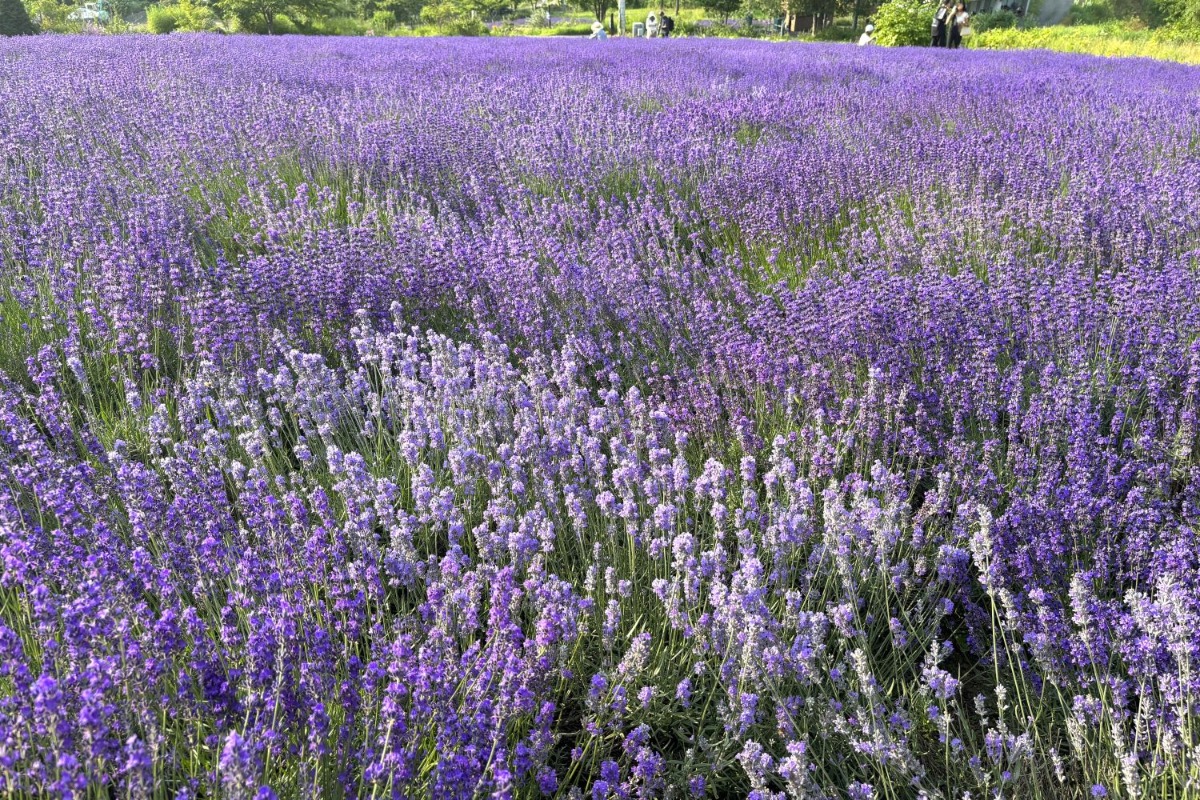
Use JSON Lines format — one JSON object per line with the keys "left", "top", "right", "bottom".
{"left": 948, "top": 2, "right": 968, "bottom": 48}
{"left": 931, "top": 0, "right": 951, "bottom": 46}
{"left": 662, "top": 14, "right": 675, "bottom": 36}
{"left": 857, "top": 22, "right": 875, "bottom": 45}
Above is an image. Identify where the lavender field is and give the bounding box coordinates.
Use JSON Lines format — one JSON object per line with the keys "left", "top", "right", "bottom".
{"left": 2, "top": 34, "right": 1200, "bottom": 799}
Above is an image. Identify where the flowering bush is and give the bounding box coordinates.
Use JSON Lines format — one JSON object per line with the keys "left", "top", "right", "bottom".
{"left": 1, "top": 34, "right": 1199, "bottom": 798}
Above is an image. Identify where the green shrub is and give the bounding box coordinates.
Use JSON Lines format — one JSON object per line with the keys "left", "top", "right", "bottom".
{"left": 678, "top": 20, "right": 769, "bottom": 36}
{"left": 418, "top": 2, "right": 456, "bottom": 22}
{"left": 177, "top": 0, "right": 215, "bottom": 29}
{"left": 417, "top": 1, "right": 488, "bottom": 33}
{"left": 309, "top": 15, "right": 371, "bottom": 33}
{"left": 147, "top": 0, "right": 215, "bottom": 32}
{"left": 413, "top": 6, "right": 489, "bottom": 34}
{"left": 233, "top": 12, "right": 299, "bottom": 32}
{"left": 1069, "top": 0, "right": 1113, "bottom": 23}
{"left": 548, "top": 21, "right": 591, "bottom": 33}
{"left": 972, "top": 8, "right": 1017, "bottom": 30}
{"left": 1163, "top": 19, "right": 1200, "bottom": 36}
{"left": 809, "top": 22, "right": 857, "bottom": 40}
{"left": 370, "top": 9, "right": 394, "bottom": 29}
{"left": 446, "top": 16, "right": 487, "bottom": 33}
{"left": 874, "top": 0, "right": 937, "bottom": 45}
{"left": 146, "top": 5, "right": 180, "bottom": 32}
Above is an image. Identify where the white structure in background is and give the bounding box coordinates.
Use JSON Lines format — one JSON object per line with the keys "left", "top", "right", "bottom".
{"left": 68, "top": 1, "right": 109, "bottom": 21}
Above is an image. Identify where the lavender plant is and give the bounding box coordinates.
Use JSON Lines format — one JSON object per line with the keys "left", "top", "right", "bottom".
{"left": 1, "top": 34, "right": 1199, "bottom": 799}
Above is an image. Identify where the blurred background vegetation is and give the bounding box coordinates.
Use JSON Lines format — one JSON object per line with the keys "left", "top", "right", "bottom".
{"left": 10, "top": 0, "right": 1200, "bottom": 90}
{"left": 16, "top": 0, "right": 869, "bottom": 38}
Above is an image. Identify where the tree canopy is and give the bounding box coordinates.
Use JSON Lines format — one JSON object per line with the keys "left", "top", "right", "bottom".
{"left": 703, "top": 0, "right": 741, "bottom": 22}
{"left": 219, "top": 0, "right": 336, "bottom": 31}
{"left": 2, "top": 0, "right": 38, "bottom": 34}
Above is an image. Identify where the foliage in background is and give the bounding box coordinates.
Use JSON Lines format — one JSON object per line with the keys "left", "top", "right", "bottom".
{"left": 971, "top": 8, "right": 1017, "bottom": 30}
{"left": 703, "top": 0, "right": 741, "bottom": 22}
{"left": 1156, "top": 0, "right": 1200, "bottom": 27}
{"left": 19, "top": 0, "right": 78, "bottom": 30}
{"left": 417, "top": 1, "right": 490, "bottom": 29}
{"left": 970, "top": 19, "right": 1200, "bottom": 60}
{"left": 18, "top": 0, "right": 869, "bottom": 38}
{"left": 1070, "top": 0, "right": 1116, "bottom": 22}
{"left": 577, "top": 0, "right": 610, "bottom": 24}
{"left": 872, "top": 0, "right": 934, "bottom": 43}
{"left": 368, "top": 0, "right": 423, "bottom": 26}
{"left": 146, "top": 0, "right": 215, "bottom": 30}
{"left": 145, "top": 3, "right": 179, "bottom": 28}
{"left": 217, "top": 0, "right": 335, "bottom": 32}
{"left": 2, "top": 0, "right": 39, "bottom": 33}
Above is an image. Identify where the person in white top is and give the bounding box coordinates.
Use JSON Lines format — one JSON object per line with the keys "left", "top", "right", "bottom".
{"left": 857, "top": 23, "right": 875, "bottom": 45}
{"left": 589, "top": 20, "right": 608, "bottom": 38}
{"left": 949, "top": 3, "right": 969, "bottom": 48}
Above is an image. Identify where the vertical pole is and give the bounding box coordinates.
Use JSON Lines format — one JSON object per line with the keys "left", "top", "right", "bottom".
{"left": 618, "top": 0, "right": 625, "bottom": 34}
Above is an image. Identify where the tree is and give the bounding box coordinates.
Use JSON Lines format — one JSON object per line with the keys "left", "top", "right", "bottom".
{"left": 372, "top": 0, "right": 423, "bottom": 24}
{"left": 575, "top": 0, "right": 610, "bottom": 25}
{"left": 220, "top": 0, "right": 334, "bottom": 32}
{"left": 24, "top": 0, "right": 74, "bottom": 30}
{"left": 703, "top": 0, "right": 739, "bottom": 22}
{"left": 417, "top": 0, "right": 504, "bottom": 23}
{"left": 742, "top": 0, "right": 785, "bottom": 22}
{"left": 1157, "top": 0, "right": 1200, "bottom": 26}
{"left": 1, "top": 0, "right": 38, "bottom": 34}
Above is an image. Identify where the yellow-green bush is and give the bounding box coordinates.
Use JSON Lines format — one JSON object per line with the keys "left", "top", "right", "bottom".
{"left": 146, "top": 4, "right": 180, "bottom": 32}
{"left": 146, "top": 0, "right": 215, "bottom": 32}
{"left": 970, "top": 21, "right": 1200, "bottom": 62}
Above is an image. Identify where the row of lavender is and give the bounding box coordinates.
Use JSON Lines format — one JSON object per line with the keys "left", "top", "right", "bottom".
{"left": 2, "top": 35, "right": 1200, "bottom": 798}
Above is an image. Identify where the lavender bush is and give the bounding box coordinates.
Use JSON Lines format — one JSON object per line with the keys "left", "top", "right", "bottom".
{"left": 1, "top": 34, "right": 1199, "bottom": 799}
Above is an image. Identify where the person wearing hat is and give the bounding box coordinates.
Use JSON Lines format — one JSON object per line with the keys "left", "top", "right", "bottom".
{"left": 645, "top": 11, "right": 659, "bottom": 37}
{"left": 589, "top": 19, "right": 608, "bottom": 38}
{"left": 858, "top": 23, "right": 875, "bottom": 45}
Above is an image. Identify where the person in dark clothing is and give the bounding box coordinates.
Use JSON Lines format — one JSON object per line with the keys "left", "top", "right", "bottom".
{"left": 661, "top": 14, "right": 675, "bottom": 36}
{"left": 931, "top": 0, "right": 951, "bottom": 46}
